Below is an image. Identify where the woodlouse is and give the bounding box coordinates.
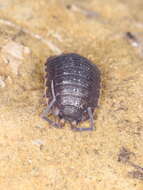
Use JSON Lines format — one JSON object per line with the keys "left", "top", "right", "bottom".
{"left": 41, "top": 53, "right": 101, "bottom": 131}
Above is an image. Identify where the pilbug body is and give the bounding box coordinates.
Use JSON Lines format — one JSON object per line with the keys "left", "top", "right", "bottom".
{"left": 41, "top": 53, "right": 101, "bottom": 131}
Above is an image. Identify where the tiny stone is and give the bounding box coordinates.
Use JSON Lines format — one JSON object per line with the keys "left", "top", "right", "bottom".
{"left": 0, "top": 76, "right": 5, "bottom": 87}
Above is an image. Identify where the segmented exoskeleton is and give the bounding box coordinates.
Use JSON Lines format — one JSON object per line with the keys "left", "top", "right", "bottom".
{"left": 41, "top": 53, "right": 101, "bottom": 131}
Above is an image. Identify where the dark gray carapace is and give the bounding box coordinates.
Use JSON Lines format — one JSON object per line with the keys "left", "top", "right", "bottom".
{"left": 41, "top": 53, "right": 101, "bottom": 131}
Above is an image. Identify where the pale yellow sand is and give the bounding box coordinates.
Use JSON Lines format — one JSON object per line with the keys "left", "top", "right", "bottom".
{"left": 0, "top": 0, "right": 143, "bottom": 189}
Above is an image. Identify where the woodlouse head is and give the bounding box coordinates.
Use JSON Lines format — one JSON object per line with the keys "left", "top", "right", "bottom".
{"left": 58, "top": 105, "right": 82, "bottom": 123}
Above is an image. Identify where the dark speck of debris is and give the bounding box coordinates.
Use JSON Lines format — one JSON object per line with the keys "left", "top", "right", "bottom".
{"left": 125, "top": 32, "right": 139, "bottom": 47}
{"left": 129, "top": 162, "right": 143, "bottom": 172}
{"left": 65, "top": 4, "right": 99, "bottom": 18}
{"left": 128, "top": 170, "right": 143, "bottom": 180}
{"left": 118, "top": 147, "right": 143, "bottom": 180}
{"left": 66, "top": 4, "right": 71, "bottom": 9}
{"left": 118, "top": 147, "right": 133, "bottom": 163}
{"left": 126, "top": 32, "right": 137, "bottom": 41}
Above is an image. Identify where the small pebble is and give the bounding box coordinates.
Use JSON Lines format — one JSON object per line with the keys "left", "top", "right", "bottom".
{"left": 0, "top": 76, "right": 5, "bottom": 88}
{"left": 32, "top": 139, "right": 44, "bottom": 146}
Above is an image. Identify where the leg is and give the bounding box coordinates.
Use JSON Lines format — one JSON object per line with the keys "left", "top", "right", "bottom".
{"left": 40, "top": 80, "right": 61, "bottom": 128}
{"left": 71, "top": 107, "right": 95, "bottom": 131}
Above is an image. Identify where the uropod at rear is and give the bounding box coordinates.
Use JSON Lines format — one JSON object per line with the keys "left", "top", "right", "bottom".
{"left": 41, "top": 53, "right": 101, "bottom": 131}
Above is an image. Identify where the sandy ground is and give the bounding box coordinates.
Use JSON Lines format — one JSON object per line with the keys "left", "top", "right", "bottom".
{"left": 0, "top": 0, "right": 143, "bottom": 189}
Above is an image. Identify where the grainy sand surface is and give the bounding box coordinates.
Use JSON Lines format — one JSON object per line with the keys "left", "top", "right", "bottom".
{"left": 0, "top": 0, "right": 143, "bottom": 189}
